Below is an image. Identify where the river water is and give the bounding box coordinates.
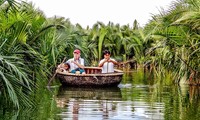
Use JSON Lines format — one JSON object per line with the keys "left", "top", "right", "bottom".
{"left": 1, "top": 69, "right": 200, "bottom": 120}
{"left": 55, "top": 70, "right": 200, "bottom": 120}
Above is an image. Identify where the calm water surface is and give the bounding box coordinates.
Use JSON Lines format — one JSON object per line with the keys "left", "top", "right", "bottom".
{"left": 54, "top": 70, "right": 200, "bottom": 120}
{"left": 1, "top": 70, "right": 200, "bottom": 120}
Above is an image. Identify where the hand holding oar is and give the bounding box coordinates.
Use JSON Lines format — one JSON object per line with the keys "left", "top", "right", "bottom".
{"left": 47, "top": 57, "right": 66, "bottom": 86}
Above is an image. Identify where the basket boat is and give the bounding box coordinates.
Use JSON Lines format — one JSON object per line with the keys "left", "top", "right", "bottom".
{"left": 56, "top": 67, "right": 124, "bottom": 87}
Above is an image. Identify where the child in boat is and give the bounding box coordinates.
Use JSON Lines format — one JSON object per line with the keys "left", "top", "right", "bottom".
{"left": 57, "top": 63, "right": 85, "bottom": 74}
{"left": 57, "top": 63, "right": 71, "bottom": 73}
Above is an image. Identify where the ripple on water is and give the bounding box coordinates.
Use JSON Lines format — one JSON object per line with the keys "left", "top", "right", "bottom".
{"left": 56, "top": 98, "right": 165, "bottom": 120}
{"left": 56, "top": 83, "right": 167, "bottom": 120}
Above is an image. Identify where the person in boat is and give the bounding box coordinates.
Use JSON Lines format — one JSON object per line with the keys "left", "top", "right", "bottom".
{"left": 66, "top": 49, "right": 86, "bottom": 74}
{"left": 57, "top": 62, "right": 71, "bottom": 73}
{"left": 98, "top": 50, "right": 118, "bottom": 73}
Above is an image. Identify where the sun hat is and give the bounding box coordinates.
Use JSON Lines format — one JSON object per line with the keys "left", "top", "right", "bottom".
{"left": 73, "top": 49, "right": 81, "bottom": 54}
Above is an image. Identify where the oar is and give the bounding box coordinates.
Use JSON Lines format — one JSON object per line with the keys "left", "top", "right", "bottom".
{"left": 47, "top": 57, "right": 66, "bottom": 86}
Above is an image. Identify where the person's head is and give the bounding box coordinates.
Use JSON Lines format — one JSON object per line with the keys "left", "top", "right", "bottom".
{"left": 73, "top": 49, "right": 81, "bottom": 60}
{"left": 63, "top": 63, "right": 70, "bottom": 70}
{"left": 103, "top": 50, "right": 111, "bottom": 59}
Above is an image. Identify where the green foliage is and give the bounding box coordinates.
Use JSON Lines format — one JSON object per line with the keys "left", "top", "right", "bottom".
{"left": 144, "top": 0, "right": 200, "bottom": 83}
{"left": 1, "top": 0, "right": 200, "bottom": 110}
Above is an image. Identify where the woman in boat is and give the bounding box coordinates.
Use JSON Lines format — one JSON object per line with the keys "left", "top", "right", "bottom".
{"left": 66, "top": 49, "right": 86, "bottom": 74}
{"left": 98, "top": 50, "right": 118, "bottom": 73}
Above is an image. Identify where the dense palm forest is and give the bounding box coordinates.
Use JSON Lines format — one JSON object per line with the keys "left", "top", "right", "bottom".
{"left": 0, "top": 0, "right": 199, "bottom": 109}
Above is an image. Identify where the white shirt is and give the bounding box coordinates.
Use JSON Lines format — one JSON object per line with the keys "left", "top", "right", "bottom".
{"left": 66, "top": 58, "right": 84, "bottom": 71}
{"left": 99, "top": 58, "right": 116, "bottom": 73}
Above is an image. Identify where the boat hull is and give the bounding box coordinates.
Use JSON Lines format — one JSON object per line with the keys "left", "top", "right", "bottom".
{"left": 56, "top": 67, "right": 123, "bottom": 87}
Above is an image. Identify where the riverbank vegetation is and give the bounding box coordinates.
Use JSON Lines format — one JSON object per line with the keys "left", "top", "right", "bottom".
{"left": 0, "top": 0, "right": 199, "bottom": 109}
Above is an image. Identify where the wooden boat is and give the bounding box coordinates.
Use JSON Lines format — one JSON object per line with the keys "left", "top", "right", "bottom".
{"left": 56, "top": 67, "right": 124, "bottom": 87}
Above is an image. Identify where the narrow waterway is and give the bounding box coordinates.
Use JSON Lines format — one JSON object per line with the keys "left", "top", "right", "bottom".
{"left": 55, "top": 70, "right": 200, "bottom": 120}
{"left": 1, "top": 69, "right": 200, "bottom": 120}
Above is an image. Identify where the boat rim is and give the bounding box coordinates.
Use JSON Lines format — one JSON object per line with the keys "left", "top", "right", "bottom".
{"left": 56, "top": 67, "right": 123, "bottom": 76}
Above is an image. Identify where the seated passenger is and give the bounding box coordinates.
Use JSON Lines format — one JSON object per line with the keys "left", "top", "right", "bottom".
{"left": 65, "top": 49, "right": 86, "bottom": 74}
{"left": 98, "top": 50, "right": 118, "bottom": 73}
{"left": 57, "top": 63, "right": 70, "bottom": 73}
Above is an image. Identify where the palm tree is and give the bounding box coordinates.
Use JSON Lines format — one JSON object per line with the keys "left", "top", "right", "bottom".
{"left": 0, "top": 0, "right": 67, "bottom": 108}
{"left": 144, "top": 0, "right": 200, "bottom": 84}
{"left": 0, "top": 1, "right": 36, "bottom": 108}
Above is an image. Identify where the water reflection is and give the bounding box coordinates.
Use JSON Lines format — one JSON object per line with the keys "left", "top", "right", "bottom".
{"left": 2, "top": 72, "right": 200, "bottom": 119}
{"left": 57, "top": 86, "right": 122, "bottom": 101}
{"left": 56, "top": 84, "right": 167, "bottom": 120}
{"left": 56, "top": 86, "right": 122, "bottom": 120}
{"left": 54, "top": 70, "right": 200, "bottom": 120}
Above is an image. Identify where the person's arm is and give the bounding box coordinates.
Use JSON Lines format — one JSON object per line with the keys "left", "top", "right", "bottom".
{"left": 57, "top": 63, "right": 64, "bottom": 69}
{"left": 56, "top": 64, "right": 65, "bottom": 72}
{"left": 71, "top": 59, "right": 85, "bottom": 68}
{"left": 98, "top": 59, "right": 107, "bottom": 67}
{"left": 108, "top": 59, "right": 118, "bottom": 65}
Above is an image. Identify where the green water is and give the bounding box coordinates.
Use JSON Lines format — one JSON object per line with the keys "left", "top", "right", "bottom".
{"left": 1, "top": 70, "right": 200, "bottom": 120}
